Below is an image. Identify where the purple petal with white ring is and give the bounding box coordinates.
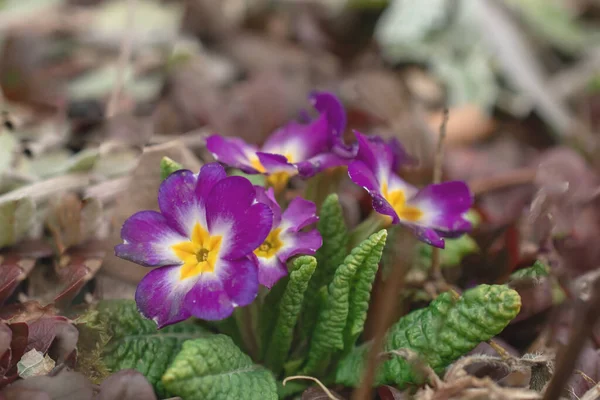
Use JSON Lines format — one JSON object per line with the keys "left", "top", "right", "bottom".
{"left": 216, "top": 257, "right": 259, "bottom": 308}
{"left": 256, "top": 152, "right": 298, "bottom": 176}
{"left": 407, "top": 181, "right": 473, "bottom": 234}
{"left": 206, "top": 135, "right": 260, "bottom": 174}
{"left": 158, "top": 170, "right": 200, "bottom": 237}
{"left": 280, "top": 197, "right": 319, "bottom": 232}
{"left": 277, "top": 229, "right": 322, "bottom": 261}
{"left": 206, "top": 176, "right": 273, "bottom": 260}
{"left": 252, "top": 254, "right": 288, "bottom": 289}
{"left": 115, "top": 211, "right": 187, "bottom": 267}
{"left": 183, "top": 275, "right": 234, "bottom": 321}
{"left": 255, "top": 186, "right": 282, "bottom": 227}
{"left": 135, "top": 265, "right": 192, "bottom": 328}
{"left": 195, "top": 162, "right": 227, "bottom": 208}
{"left": 262, "top": 116, "right": 329, "bottom": 162}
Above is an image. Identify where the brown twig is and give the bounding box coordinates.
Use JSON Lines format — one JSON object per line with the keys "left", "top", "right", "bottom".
{"left": 430, "top": 109, "right": 449, "bottom": 286}
{"left": 106, "top": 0, "right": 137, "bottom": 118}
{"left": 542, "top": 276, "right": 600, "bottom": 400}
{"left": 351, "top": 250, "right": 409, "bottom": 400}
{"left": 468, "top": 167, "right": 537, "bottom": 197}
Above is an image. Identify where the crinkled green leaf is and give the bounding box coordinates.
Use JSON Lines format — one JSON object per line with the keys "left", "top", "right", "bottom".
{"left": 343, "top": 230, "right": 387, "bottom": 350}
{"left": 162, "top": 335, "right": 278, "bottom": 400}
{"left": 336, "top": 284, "right": 521, "bottom": 387}
{"left": 264, "top": 256, "right": 317, "bottom": 374}
{"left": 160, "top": 156, "right": 184, "bottom": 181}
{"left": 0, "top": 196, "right": 35, "bottom": 248}
{"left": 303, "top": 230, "right": 387, "bottom": 375}
{"left": 509, "top": 260, "right": 550, "bottom": 281}
{"left": 89, "top": 300, "right": 210, "bottom": 397}
{"left": 302, "top": 194, "right": 349, "bottom": 338}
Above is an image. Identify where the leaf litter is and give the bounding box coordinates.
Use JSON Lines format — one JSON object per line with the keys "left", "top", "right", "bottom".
{"left": 0, "top": 0, "right": 600, "bottom": 399}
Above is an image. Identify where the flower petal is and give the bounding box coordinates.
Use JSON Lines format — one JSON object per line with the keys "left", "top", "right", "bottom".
{"left": 256, "top": 152, "right": 296, "bottom": 174}
{"left": 115, "top": 211, "right": 186, "bottom": 267}
{"left": 184, "top": 275, "right": 234, "bottom": 321}
{"left": 252, "top": 254, "right": 288, "bottom": 289}
{"left": 278, "top": 229, "right": 322, "bottom": 261}
{"left": 255, "top": 186, "right": 282, "bottom": 227}
{"left": 309, "top": 91, "right": 357, "bottom": 158}
{"left": 310, "top": 91, "right": 346, "bottom": 138}
{"left": 408, "top": 181, "right": 473, "bottom": 233}
{"left": 348, "top": 160, "right": 381, "bottom": 194}
{"left": 195, "top": 162, "right": 227, "bottom": 208}
{"left": 217, "top": 257, "right": 259, "bottom": 307}
{"left": 280, "top": 197, "right": 318, "bottom": 232}
{"left": 354, "top": 132, "right": 395, "bottom": 182}
{"left": 135, "top": 265, "right": 192, "bottom": 328}
{"left": 206, "top": 135, "right": 259, "bottom": 173}
{"left": 158, "top": 169, "right": 202, "bottom": 237}
{"left": 296, "top": 152, "right": 349, "bottom": 178}
{"left": 206, "top": 176, "right": 273, "bottom": 259}
{"left": 262, "top": 116, "right": 329, "bottom": 162}
{"left": 413, "top": 227, "right": 445, "bottom": 249}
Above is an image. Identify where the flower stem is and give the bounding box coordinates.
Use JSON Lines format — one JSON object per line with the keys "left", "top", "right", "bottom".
{"left": 348, "top": 211, "right": 389, "bottom": 248}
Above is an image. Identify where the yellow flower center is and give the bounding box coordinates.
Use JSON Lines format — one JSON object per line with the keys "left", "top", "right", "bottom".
{"left": 381, "top": 182, "right": 423, "bottom": 222}
{"left": 250, "top": 153, "right": 296, "bottom": 193}
{"left": 171, "top": 223, "right": 222, "bottom": 280}
{"left": 254, "top": 228, "right": 284, "bottom": 259}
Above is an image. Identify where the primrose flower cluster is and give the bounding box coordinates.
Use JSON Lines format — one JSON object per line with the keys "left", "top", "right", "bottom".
{"left": 115, "top": 91, "right": 473, "bottom": 327}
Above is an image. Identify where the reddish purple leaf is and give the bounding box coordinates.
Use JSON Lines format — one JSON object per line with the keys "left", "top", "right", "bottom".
{"left": 0, "top": 263, "right": 26, "bottom": 306}
{"left": 25, "top": 316, "right": 69, "bottom": 355}
{"left": 1, "top": 370, "right": 92, "bottom": 400}
{"left": 0, "top": 387, "right": 51, "bottom": 400}
{"left": 0, "top": 324, "right": 12, "bottom": 377}
{"left": 301, "top": 386, "right": 344, "bottom": 400}
{"left": 47, "top": 320, "right": 78, "bottom": 365}
{"left": 377, "top": 385, "right": 409, "bottom": 399}
{"left": 54, "top": 250, "right": 103, "bottom": 307}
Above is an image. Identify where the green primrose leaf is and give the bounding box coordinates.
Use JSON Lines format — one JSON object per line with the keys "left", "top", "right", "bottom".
{"left": 301, "top": 194, "right": 349, "bottom": 338}
{"left": 302, "top": 230, "right": 387, "bottom": 375}
{"left": 160, "top": 156, "right": 184, "bottom": 181}
{"left": 264, "top": 256, "right": 317, "bottom": 374}
{"left": 87, "top": 300, "right": 210, "bottom": 397}
{"left": 162, "top": 335, "right": 278, "bottom": 400}
{"left": 336, "top": 284, "right": 521, "bottom": 388}
{"left": 343, "top": 230, "right": 387, "bottom": 350}
{"left": 509, "top": 260, "right": 550, "bottom": 281}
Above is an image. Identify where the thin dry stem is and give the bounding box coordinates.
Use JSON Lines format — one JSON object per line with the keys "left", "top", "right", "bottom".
{"left": 352, "top": 254, "right": 408, "bottom": 400}
{"left": 543, "top": 276, "right": 600, "bottom": 400}
{"left": 106, "top": 0, "right": 137, "bottom": 118}
{"left": 282, "top": 376, "right": 341, "bottom": 400}
{"left": 431, "top": 108, "right": 449, "bottom": 286}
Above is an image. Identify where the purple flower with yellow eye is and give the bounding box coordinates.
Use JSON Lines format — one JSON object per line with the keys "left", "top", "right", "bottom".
{"left": 252, "top": 187, "right": 322, "bottom": 288}
{"left": 348, "top": 132, "right": 473, "bottom": 248}
{"left": 114, "top": 163, "right": 273, "bottom": 328}
{"left": 206, "top": 91, "right": 350, "bottom": 192}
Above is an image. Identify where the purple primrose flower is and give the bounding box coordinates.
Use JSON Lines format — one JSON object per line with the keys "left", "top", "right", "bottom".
{"left": 206, "top": 91, "right": 351, "bottom": 192}
{"left": 252, "top": 187, "right": 322, "bottom": 288}
{"left": 348, "top": 132, "right": 473, "bottom": 248}
{"left": 114, "top": 163, "right": 273, "bottom": 328}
